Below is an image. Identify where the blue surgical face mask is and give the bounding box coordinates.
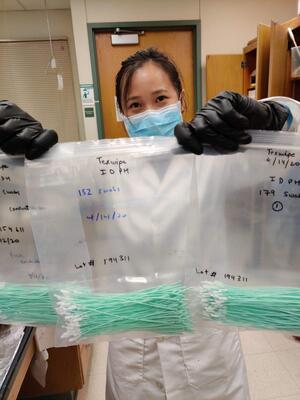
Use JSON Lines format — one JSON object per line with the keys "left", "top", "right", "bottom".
{"left": 122, "top": 101, "right": 183, "bottom": 137}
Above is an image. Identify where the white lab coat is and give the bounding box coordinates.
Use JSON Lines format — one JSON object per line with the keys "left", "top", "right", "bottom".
{"left": 106, "top": 329, "right": 249, "bottom": 400}
{"left": 106, "top": 97, "right": 300, "bottom": 400}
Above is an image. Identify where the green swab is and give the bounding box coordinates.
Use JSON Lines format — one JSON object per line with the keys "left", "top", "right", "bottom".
{"left": 0, "top": 283, "right": 57, "bottom": 325}
{"left": 55, "top": 283, "right": 193, "bottom": 342}
{"left": 191, "top": 281, "right": 300, "bottom": 331}
{"left": 1, "top": 281, "right": 300, "bottom": 342}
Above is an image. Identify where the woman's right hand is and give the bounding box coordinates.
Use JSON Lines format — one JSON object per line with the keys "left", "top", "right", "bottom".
{"left": 174, "top": 91, "right": 289, "bottom": 154}
{"left": 0, "top": 100, "right": 58, "bottom": 159}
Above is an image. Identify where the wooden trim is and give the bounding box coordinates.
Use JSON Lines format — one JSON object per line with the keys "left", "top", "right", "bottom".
{"left": 6, "top": 335, "right": 35, "bottom": 400}
{"left": 87, "top": 26, "right": 104, "bottom": 139}
{"left": 194, "top": 21, "right": 202, "bottom": 110}
{"left": 281, "top": 15, "right": 300, "bottom": 30}
{"left": 268, "top": 20, "right": 289, "bottom": 97}
{"left": 256, "top": 24, "right": 271, "bottom": 99}
{"left": 243, "top": 39, "right": 257, "bottom": 54}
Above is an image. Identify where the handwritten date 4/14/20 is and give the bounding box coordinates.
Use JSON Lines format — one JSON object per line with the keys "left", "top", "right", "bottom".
{"left": 266, "top": 157, "right": 300, "bottom": 168}
{"left": 86, "top": 210, "right": 127, "bottom": 222}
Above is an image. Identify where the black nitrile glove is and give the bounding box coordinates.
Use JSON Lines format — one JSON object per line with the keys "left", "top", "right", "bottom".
{"left": 0, "top": 100, "right": 58, "bottom": 159}
{"left": 174, "top": 91, "right": 289, "bottom": 154}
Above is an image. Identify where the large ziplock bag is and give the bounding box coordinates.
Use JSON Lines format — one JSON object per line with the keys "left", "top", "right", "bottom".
{"left": 0, "top": 154, "right": 53, "bottom": 326}
{"left": 185, "top": 130, "right": 300, "bottom": 336}
{"left": 186, "top": 130, "right": 300, "bottom": 288}
{"left": 25, "top": 137, "right": 195, "bottom": 289}
{"left": 0, "top": 153, "right": 43, "bottom": 284}
{"left": 25, "top": 137, "right": 195, "bottom": 344}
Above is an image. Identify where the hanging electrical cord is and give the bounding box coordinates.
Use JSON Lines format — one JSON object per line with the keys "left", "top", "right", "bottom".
{"left": 43, "top": 0, "right": 65, "bottom": 137}
{"left": 44, "top": 0, "right": 56, "bottom": 69}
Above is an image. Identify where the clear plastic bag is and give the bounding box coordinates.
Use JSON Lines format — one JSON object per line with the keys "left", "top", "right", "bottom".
{"left": 24, "top": 137, "right": 196, "bottom": 344}
{"left": 0, "top": 153, "right": 44, "bottom": 283}
{"left": 186, "top": 130, "right": 300, "bottom": 287}
{"left": 25, "top": 137, "right": 195, "bottom": 289}
{"left": 184, "top": 130, "right": 300, "bottom": 337}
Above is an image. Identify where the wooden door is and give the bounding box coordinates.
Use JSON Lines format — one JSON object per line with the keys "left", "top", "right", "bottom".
{"left": 256, "top": 24, "right": 270, "bottom": 99}
{"left": 206, "top": 54, "right": 244, "bottom": 101}
{"left": 268, "top": 21, "right": 290, "bottom": 97}
{"left": 95, "top": 29, "right": 195, "bottom": 138}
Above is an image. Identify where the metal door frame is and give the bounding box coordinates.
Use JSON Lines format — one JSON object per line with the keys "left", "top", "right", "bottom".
{"left": 88, "top": 20, "right": 201, "bottom": 139}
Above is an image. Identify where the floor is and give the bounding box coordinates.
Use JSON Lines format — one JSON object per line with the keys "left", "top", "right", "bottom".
{"left": 77, "top": 331, "right": 300, "bottom": 400}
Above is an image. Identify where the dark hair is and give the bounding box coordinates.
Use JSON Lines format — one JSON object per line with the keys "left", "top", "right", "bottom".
{"left": 115, "top": 47, "right": 183, "bottom": 114}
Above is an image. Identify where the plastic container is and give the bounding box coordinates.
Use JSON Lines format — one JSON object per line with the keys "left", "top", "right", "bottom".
{"left": 291, "top": 46, "right": 300, "bottom": 78}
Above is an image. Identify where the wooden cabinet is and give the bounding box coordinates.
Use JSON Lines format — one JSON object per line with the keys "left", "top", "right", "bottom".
{"left": 242, "top": 37, "right": 257, "bottom": 98}
{"left": 268, "top": 16, "right": 300, "bottom": 100}
{"left": 206, "top": 54, "right": 244, "bottom": 100}
{"left": 206, "top": 15, "right": 300, "bottom": 103}
{"left": 244, "top": 24, "right": 271, "bottom": 100}
{"left": 19, "top": 344, "right": 92, "bottom": 397}
{"left": 206, "top": 24, "right": 270, "bottom": 101}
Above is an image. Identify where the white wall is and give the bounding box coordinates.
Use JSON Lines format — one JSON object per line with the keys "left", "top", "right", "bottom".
{"left": 0, "top": 9, "right": 85, "bottom": 139}
{"left": 85, "top": 0, "right": 200, "bottom": 22}
{"left": 200, "top": 0, "right": 298, "bottom": 101}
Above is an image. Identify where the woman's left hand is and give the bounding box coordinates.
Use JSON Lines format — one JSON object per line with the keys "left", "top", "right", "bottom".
{"left": 174, "top": 91, "right": 289, "bottom": 154}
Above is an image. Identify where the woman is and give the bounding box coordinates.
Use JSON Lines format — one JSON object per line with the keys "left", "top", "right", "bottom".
{"left": 106, "top": 48, "right": 290, "bottom": 400}
{"left": 0, "top": 48, "right": 292, "bottom": 400}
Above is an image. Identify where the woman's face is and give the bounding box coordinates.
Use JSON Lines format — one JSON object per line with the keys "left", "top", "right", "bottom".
{"left": 123, "top": 61, "right": 181, "bottom": 117}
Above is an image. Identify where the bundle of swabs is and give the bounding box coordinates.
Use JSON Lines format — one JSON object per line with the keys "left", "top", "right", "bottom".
{"left": 0, "top": 282, "right": 57, "bottom": 325}
{"left": 190, "top": 282, "right": 300, "bottom": 332}
{"left": 0, "top": 281, "right": 300, "bottom": 342}
{"left": 55, "top": 283, "right": 192, "bottom": 341}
